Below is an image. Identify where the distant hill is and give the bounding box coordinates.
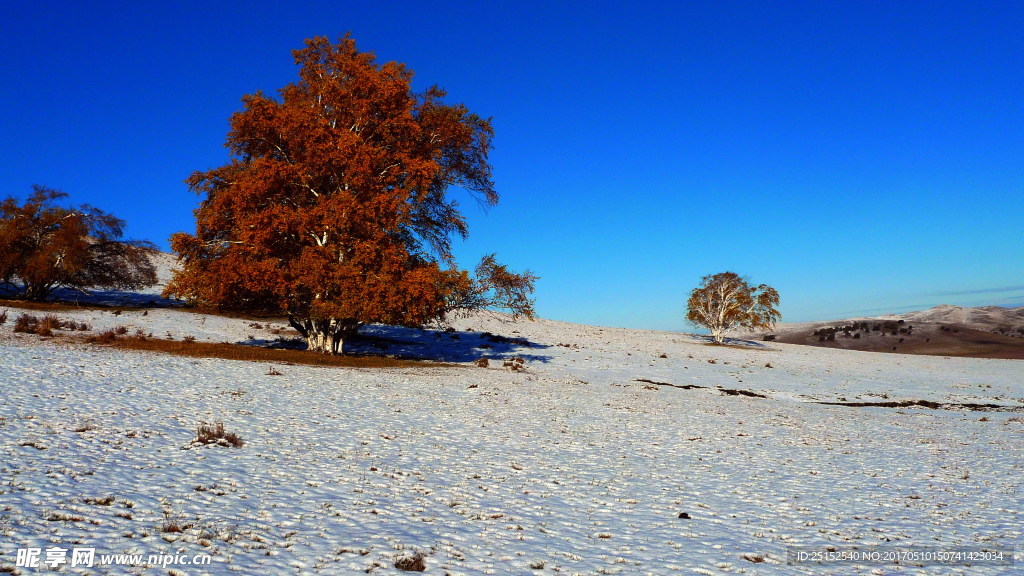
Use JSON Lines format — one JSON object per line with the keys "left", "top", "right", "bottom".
{"left": 752, "top": 305, "right": 1024, "bottom": 359}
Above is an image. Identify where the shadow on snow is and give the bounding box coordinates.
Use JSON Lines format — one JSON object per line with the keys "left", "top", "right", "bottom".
{"left": 0, "top": 285, "right": 182, "bottom": 309}
{"left": 242, "top": 323, "right": 552, "bottom": 364}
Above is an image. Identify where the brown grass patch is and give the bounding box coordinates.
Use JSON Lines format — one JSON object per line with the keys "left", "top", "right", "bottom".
{"left": 2, "top": 293, "right": 293, "bottom": 324}
{"left": 12, "top": 313, "right": 88, "bottom": 336}
{"left": 0, "top": 298, "right": 149, "bottom": 313}
{"left": 45, "top": 511, "right": 85, "bottom": 522}
{"left": 161, "top": 512, "right": 195, "bottom": 533}
{"left": 394, "top": 551, "right": 427, "bottom": 571}
{"left": 83, "top": 335, "right": 454, "bottom": 369}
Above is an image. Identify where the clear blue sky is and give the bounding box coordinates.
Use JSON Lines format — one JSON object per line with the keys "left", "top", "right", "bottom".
{"left": 3, "top": 1, "right": 1022, "bottom": 329}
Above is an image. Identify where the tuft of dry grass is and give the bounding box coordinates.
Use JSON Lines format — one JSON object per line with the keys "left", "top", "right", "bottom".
{"left": 194, "top": 422, "right": 243, "bottom": 448}
{"left": 45, "top": 511, "right": 85, "bottom": 522}
{"left": 161, "top": 511, "right": 195, "bottom": 533}
{"left": 502, "top": 357, "right": 525, "bottom": 372}
{"left": 394, "top": 551, "right": 427, "bottom": 572}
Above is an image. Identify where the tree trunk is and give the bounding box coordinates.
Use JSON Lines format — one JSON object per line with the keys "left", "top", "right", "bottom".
{"left": 288, "top": 316, "right": 361, "bottom": 355}
{"left": 22, "top": 282, "right": 53, "bottom": 302}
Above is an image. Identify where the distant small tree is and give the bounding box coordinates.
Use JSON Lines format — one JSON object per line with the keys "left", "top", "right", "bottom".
{"left": 685, "top": 272, "right": 780, "bottom": 344}
{"left": 0, "top": 186, "right": 157, "bottom": 301}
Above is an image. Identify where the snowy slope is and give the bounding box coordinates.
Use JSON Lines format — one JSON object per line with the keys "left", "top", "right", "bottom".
{"left": 752, "top": 304, "right": 1024, "bottom": 339}
{"left": 1, "top": 305, "right": 1022, "bottom": 575}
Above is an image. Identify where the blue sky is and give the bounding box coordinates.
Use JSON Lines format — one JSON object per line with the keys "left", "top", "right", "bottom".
{"left": 3, "top": 1, "right": 1022, "bottom": 330}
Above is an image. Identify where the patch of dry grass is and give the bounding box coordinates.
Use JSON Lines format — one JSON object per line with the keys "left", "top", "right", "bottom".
{"left": 12, "top": 313, "right": 89, "bottom": 336}
{"left": 194, "top": 422, "right": 244, "bottom": 448}
{"left": 84, "top": 334, "right": 452, "bottom": 369}
{"left": 394, "top": 551, "right": 427, "bottom": 571}
{"left": 0, "top": 298, "right": 147, "bottom": 313}
{"left": 4, "top": 298, "right": 457, "bottom": 369}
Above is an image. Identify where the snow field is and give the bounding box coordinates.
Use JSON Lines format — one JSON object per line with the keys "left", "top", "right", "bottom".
{"left": 0, "top": 309, "right": 1021, "bottom": 574}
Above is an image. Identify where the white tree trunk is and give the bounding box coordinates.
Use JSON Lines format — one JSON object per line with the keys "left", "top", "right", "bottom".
{"left": 288, "top": 316, "right": 360, "bottom": 355}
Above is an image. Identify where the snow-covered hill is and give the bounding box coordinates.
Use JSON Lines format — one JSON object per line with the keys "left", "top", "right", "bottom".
{"left": 743, "top": 305, "right": 1024, "bottom": 360}
{"left": 900, "top": 304, "right": 1024, "bottom": 330}
{"left": 765, "top": 304, "right": 1024, "bottom": 336}
{"left": 1, "top": 299, "right": 1022, "bottom": 574}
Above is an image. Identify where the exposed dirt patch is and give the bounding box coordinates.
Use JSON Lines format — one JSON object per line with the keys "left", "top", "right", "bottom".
{"left": 633, "top": 378, "right": 706, "bottom": 390}
{"left": 633, "top": 379, "right": 768, "bottom": 399}
{"left": 719, "top": 388, "right": 767, "bottom": 399}
{"left": 815, "top": 399, "right": 1024, "bottom": 412}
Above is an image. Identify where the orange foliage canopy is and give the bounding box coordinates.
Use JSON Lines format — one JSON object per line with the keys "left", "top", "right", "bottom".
{"left": 166, "top": 35, "right": 534, "bottom": 353}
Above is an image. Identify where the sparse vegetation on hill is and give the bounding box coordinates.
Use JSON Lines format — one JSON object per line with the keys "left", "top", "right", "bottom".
{"left": 770, "top": 306, "right": 1024, "bottom": 359}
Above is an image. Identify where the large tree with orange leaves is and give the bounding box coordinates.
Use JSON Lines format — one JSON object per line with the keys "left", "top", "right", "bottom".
{"left": 166, "top": 35, "right": 535, "bottom": 354}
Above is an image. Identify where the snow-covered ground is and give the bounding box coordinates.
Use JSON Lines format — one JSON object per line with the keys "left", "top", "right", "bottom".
{"left": 1, "top": 302, "right": 1021, "bottom": 574}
